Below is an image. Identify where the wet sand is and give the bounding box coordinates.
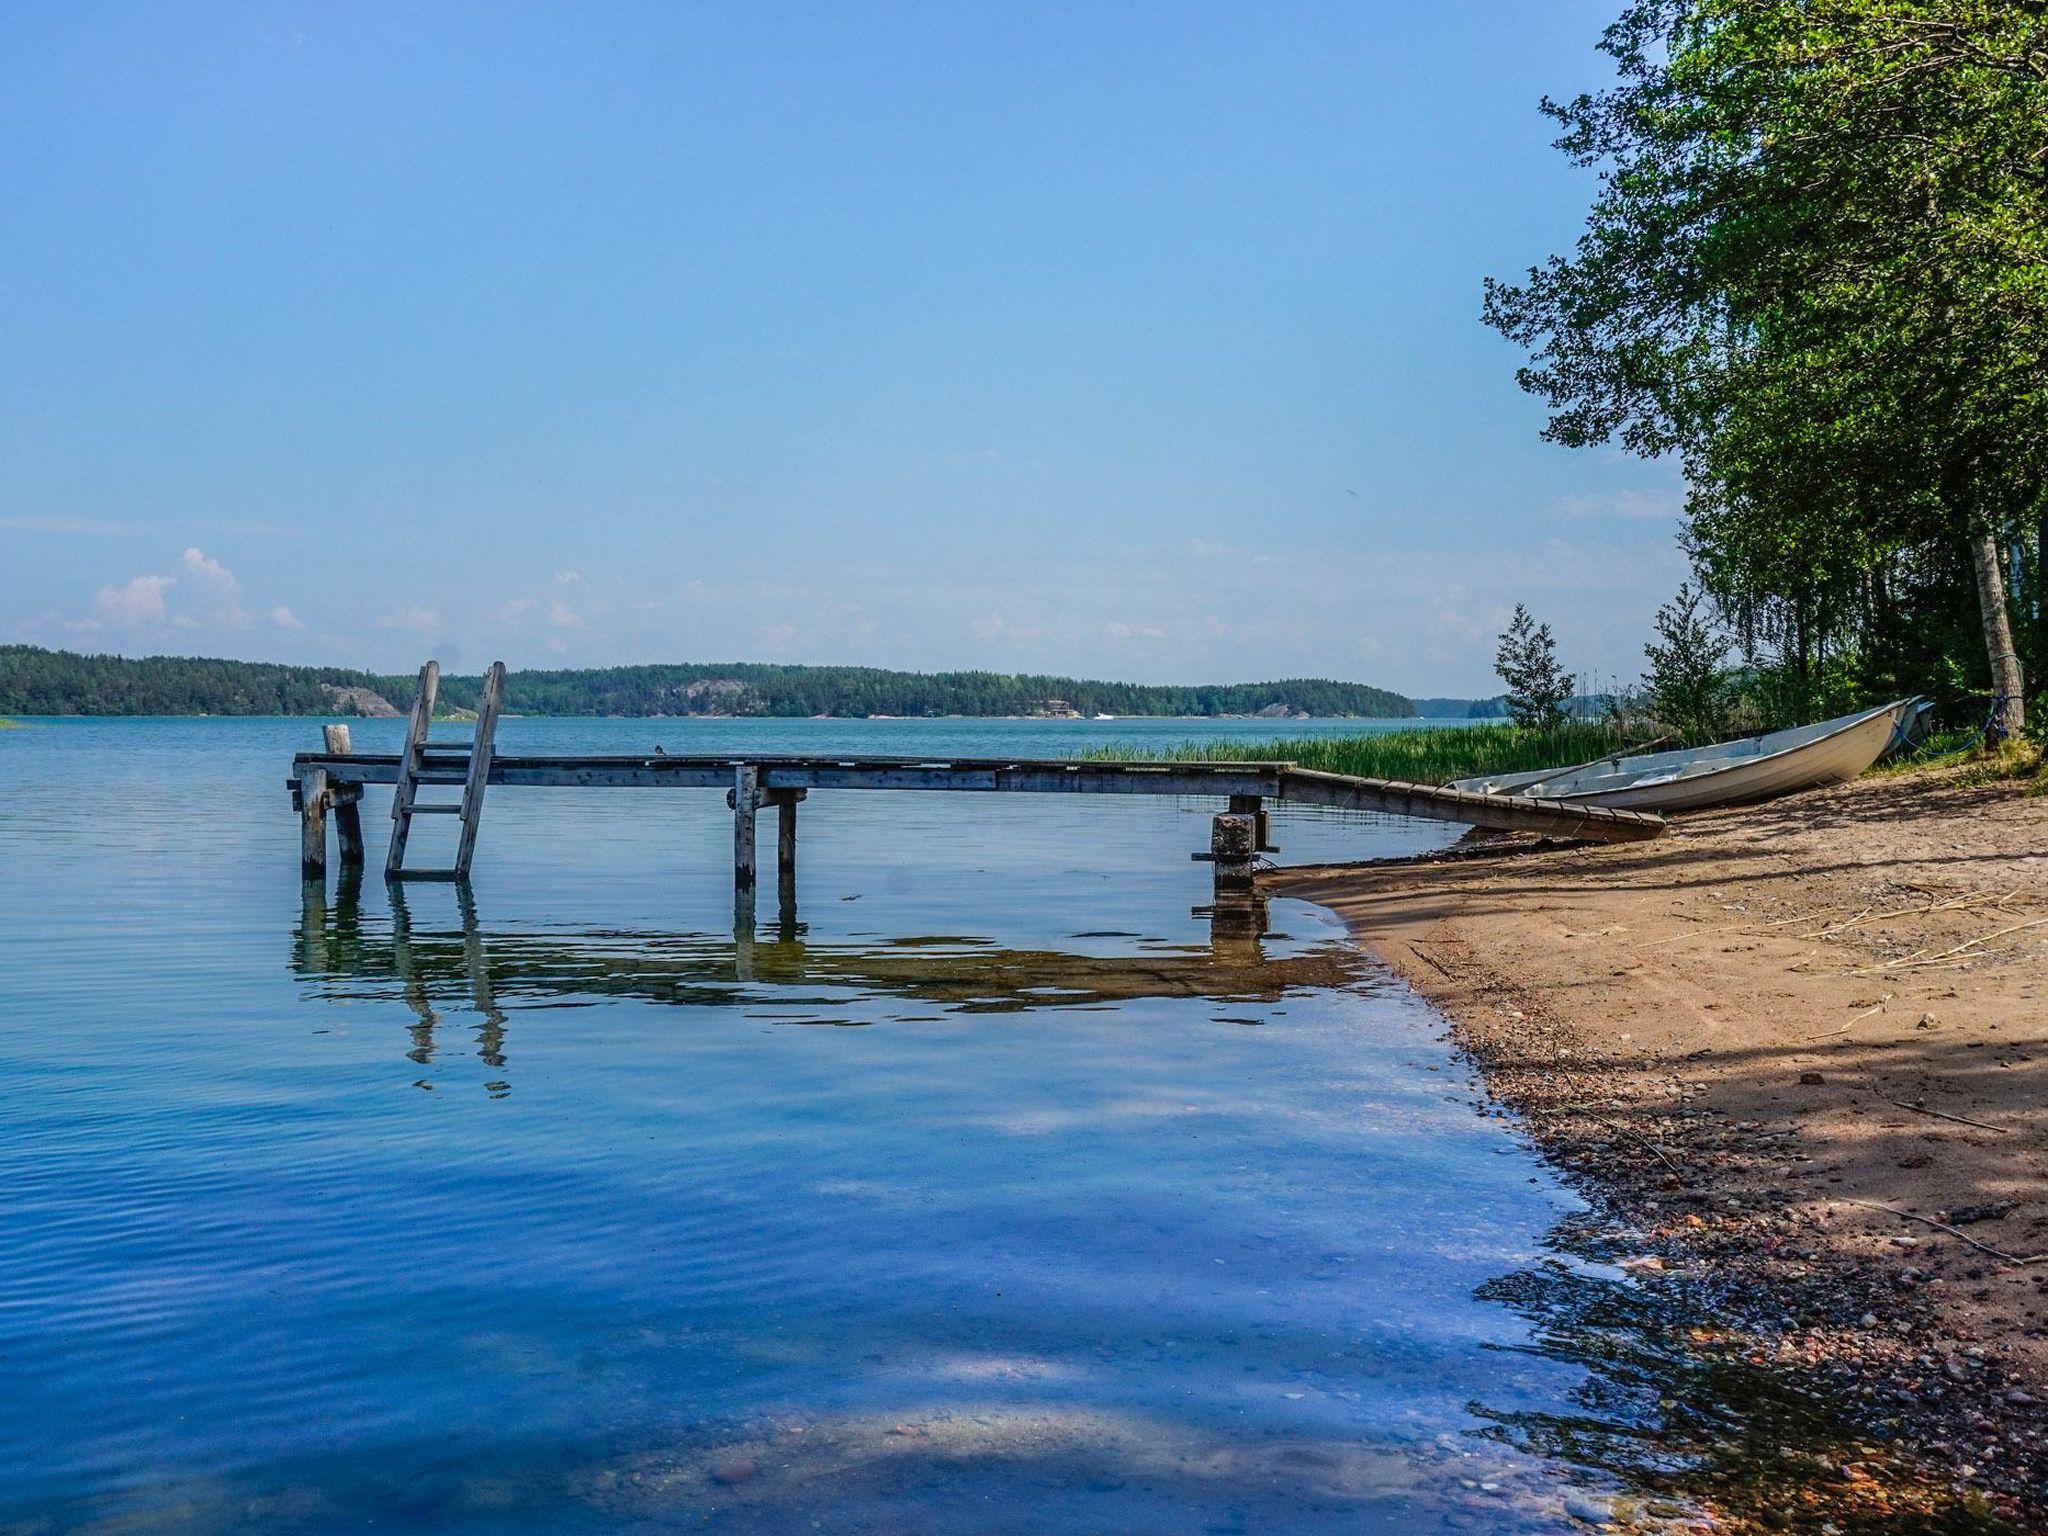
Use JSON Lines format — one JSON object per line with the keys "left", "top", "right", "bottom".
{"left": 1272, "top": 765, "right": 2048, "bottom": 1519}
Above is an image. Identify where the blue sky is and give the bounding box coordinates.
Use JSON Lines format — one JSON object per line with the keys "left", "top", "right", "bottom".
{"left": 0, "top": 1, "right": 1684, "bottom": 695}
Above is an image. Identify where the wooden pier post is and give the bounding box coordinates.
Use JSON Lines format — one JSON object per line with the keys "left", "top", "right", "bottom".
{"left": 1228, "top": 793, "right": 1273, "bottom": 853}
{"left": 768, "top": 788, "right": 802, "bottom": 930}
{"left": 1205, "top": 811, "right": 1258, "bottom": 893}
{"left": 324, "top": 724, "right": 365, "bottom": 866}
{"left": 301, "top": 766, "right": 330, "bottom": 878}
{"left": 733, "top": 765, "right": 761, "bottom": 892}
{"left": 775, "top": 792, "right": 798, "bottom": 882}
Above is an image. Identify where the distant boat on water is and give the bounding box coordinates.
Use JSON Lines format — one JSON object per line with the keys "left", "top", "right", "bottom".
{"left": 1449, "top": 698, "right": 1925, "bottom": 813}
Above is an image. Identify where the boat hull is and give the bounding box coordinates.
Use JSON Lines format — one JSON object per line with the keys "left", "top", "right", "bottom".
{"left": 1451, "top": 700, "right": 1917, "bottom": 814}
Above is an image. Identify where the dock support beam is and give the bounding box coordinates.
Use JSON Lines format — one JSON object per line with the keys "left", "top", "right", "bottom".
{"left": 301, "top": 766, "right": 330, "bottom": 879}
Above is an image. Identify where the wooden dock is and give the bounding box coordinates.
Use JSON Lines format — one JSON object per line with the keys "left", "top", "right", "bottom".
{"left": 289, "top": 662, "right": 1664, "bottom": 906}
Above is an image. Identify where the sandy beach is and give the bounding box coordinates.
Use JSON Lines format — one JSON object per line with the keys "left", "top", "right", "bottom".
{"left": 1273, "top": 765, "right": 2048, "bottom": 1517}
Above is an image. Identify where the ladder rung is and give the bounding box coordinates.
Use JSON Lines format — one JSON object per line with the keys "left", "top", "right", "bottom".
{"left": 413, "top": 771, "right": 468, "bottom": 785}
{"left": 408, "top": 803, "right": 463, "bottom": 815}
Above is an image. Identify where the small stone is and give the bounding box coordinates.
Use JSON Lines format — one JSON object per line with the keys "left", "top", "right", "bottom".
{"left": 2006, "top": 1389, "right": 2038, "bottom": 1406}
{"left": 1564, "top": 1494, "right": 1612, "bottom": 1525}
{"left": 1860, "top": 1313, "right": 1880, "bottom": 1329}
{"left": 1799, "top": 1071, "right": 1825, "bottom": 1086}
{"left": 710, "top": 1457, "right": 758, "bottom": 1485}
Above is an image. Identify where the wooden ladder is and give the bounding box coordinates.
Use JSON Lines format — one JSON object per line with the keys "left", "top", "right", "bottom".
{"left": 385, "top": 659, "right": 506, "bottom": 882}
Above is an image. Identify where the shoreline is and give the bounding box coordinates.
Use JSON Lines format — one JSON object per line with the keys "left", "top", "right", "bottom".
{"left": 1272, "top": 766, "right": 2047, "bottom": 1525}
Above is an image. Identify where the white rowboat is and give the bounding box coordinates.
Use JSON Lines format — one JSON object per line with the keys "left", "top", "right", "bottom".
{"left": 1448, "top": 699, "right": 1923, "bottom": 813}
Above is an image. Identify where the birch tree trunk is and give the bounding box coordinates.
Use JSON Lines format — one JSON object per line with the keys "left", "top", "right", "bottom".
{"left": 1969, "top": 526, "right": 2026, "bottom": 741}
{"left": 2037, "top": 504, "right": 2047, "bottom": 680}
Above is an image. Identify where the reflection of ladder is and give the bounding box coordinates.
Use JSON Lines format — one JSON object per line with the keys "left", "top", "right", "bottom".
{"left": 385, "top": 659, "right": 506, "bottom": 882}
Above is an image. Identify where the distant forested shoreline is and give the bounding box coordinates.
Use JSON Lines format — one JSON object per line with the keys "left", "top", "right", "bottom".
{"left": 0, "top": 646, "right": 1422, "bottom": 720}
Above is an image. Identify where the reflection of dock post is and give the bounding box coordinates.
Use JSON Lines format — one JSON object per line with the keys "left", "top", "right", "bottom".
{"left": 455, "top": 884, "right": 507, "bottom": 1078}
{"left": 298, "top": 869, "right": 329, "bottom": 969}
{"left": 1204, "top": 890, "right": 1271, "bottom": 956}
{"left": 387, "top": 886, "right": 439, "bottom": 1066}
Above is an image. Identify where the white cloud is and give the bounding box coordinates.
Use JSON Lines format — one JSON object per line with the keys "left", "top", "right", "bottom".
{"left": 553, "top": 568, "right": 582, "bottom": 586}
{"left": 545, "top": 599, "right": 584, "bottom": 630}
{"left": 1552, "top": 489, "right": 1685, "bottom": 522}
{"left": 180, "top": 547, "right": 238, "bottom": 586}
{"left": 93, "top": 574, "right": 174, "bottom": 627}
{"left": 268, "top": 605, "right": 305, "bottom": 629}
{"left": 377, "top": 604, "right": 442, "bottom": 633}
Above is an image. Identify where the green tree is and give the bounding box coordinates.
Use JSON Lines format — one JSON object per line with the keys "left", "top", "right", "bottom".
{"left": 1486, "top": 0, "right": 2046, "bottom": 740}
{"left": 1642, "top": 584, "right": 1732, "bottom": 742}
{"left": 1494, "top": 605, "right": 1576, "bottom": 730}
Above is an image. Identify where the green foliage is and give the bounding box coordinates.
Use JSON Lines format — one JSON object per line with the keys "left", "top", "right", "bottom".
{"left": 1493, "top": 605, "right": 1576, "bottom": 731}
{"left": 1082, "top": 721, "right": 1640, "bottom": 786}
{"left": 0, "top": 646, "right": 395, "bottom": 717}
{"left": 1487, "top": 0, "right": 2047, "bottom": 724}
{"left": 1642, "top": 584, "right": 1732, "bottom": 741}
{"left": 0, "top": 646, "right": 1415, "bottom": 720}
{"left": 436, "top": 665, "right": 1411, "bottom": 719}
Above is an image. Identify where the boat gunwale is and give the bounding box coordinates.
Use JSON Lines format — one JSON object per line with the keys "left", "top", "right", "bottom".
{"left": 1450, "top": 699, "right": 1915, "bottom": 805}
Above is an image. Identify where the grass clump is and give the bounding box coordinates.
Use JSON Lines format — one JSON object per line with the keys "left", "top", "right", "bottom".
{"left": 1082, "top": 721, "right": 1646, "bottom": 786}
{"left": 1874, "top": 724, "right": 2047, "bottom": 792}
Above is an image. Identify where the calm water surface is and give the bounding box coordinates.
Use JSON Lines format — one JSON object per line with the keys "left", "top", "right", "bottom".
{"left": 0, "top": 718, "right": 1978, "bottom": 1533}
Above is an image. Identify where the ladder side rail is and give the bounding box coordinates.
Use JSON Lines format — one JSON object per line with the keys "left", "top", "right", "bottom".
{"left": 453, "top": 661, "right": 506, "bottom": 879}
{"left": 385, "top": 660, "right": 441, "bottom": 877}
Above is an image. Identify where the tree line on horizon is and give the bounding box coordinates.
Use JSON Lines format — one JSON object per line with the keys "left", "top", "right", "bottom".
{"left": 1488, "top": 0, "right": 2045, "bottom": 745}
{"left": 0, "top": 646, "right": 1417, "bottom": 720}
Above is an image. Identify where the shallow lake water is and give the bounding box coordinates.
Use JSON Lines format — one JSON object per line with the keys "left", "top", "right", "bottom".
{"left": 0, "top": 718, "right": 2002, "bottom": 1533}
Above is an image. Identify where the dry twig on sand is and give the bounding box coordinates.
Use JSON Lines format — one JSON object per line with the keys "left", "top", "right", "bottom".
{"left": 1845, "top": 1200, "right": 2048, "bottom": 1267}
{"left": 1873, "top": 1094, "right": 2012, "bottom": 1135}
{"left": 1805, "top": 993, "right": 1891, "bottom": 1039}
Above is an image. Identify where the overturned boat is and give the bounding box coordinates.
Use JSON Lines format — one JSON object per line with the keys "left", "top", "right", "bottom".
{"left": 1449, "top": 698, "right": 1925, "bottom": 814}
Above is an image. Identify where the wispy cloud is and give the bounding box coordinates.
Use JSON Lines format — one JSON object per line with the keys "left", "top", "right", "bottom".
{"left": 377, "top": 604, "right": 442, "bottom": 633}
{"left": 1551, "top": 488, "right": 1685, "bottom": 522}
{"left": 0, "top": 514, "right": 126, "bottom": 535}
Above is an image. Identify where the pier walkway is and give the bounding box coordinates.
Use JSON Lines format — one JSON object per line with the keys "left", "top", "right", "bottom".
{"left": 288, "top": 663, "right": 1664, "bottom": 909}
